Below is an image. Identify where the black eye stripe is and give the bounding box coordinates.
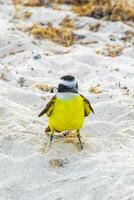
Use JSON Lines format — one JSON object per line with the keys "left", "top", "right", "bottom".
{"left": 58, "top": 84, "right": 72, "bottom": 90}
{"left": 58, "top": 84, "right": 78, "bottom": 93}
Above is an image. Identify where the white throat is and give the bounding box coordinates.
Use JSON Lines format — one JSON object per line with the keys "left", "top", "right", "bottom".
{"left": 56, "top": 92, "right": 78, "bottom": 99}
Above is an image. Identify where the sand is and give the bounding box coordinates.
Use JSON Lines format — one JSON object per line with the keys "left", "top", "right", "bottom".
{"left": 0, "top": 1, "right": 134, "bottom": 200}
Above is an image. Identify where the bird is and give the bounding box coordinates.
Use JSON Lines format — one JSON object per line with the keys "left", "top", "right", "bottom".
{"left": 38, "top": 75, "right": 94, "bottom": 149}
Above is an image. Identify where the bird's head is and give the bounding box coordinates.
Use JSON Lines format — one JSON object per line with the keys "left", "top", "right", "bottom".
{"left": 58, "top": 75, "right": 78, "bottom": 93}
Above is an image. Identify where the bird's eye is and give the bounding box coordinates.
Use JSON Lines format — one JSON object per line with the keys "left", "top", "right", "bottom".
{"left": 76, "top": 82, "right": 78, "bottom": 89}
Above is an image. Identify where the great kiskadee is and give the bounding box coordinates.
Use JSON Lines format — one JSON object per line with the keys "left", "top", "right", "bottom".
{"left": 38, "top": 75, "right": 94, "bottom": 149}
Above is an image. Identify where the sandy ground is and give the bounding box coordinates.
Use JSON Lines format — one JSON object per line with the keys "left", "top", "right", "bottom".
{"left": 0, "top": 1, "right": 134, "bottom": 200}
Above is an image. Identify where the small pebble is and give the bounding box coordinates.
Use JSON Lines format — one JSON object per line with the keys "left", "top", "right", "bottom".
{"left": 33, "top": 54, "right": 41, "bottom": 60}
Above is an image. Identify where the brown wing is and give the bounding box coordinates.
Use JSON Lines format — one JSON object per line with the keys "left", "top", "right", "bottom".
{"left": 38, "top": 95, "right": 56, "bottom": 117}
{"left": 80, "top": 94, "right": 94, "bottom": 117}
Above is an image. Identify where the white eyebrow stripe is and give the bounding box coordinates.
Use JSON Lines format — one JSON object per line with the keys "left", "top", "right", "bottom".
{"left": 59, "top": 79, "right": 77, "bottom": 87}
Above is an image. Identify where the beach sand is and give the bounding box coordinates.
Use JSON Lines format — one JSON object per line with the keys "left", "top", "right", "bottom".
{"left": 0, "top": 1, "right": 134, "bottom": 200}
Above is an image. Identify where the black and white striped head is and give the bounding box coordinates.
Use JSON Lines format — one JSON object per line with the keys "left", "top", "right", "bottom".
{"left": 58, "top": 75, "right": 78, "bottom": 93}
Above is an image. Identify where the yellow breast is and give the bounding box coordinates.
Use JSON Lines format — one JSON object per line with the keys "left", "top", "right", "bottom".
{"left": 49, "top": 94, "right": 84, "bottom": 132}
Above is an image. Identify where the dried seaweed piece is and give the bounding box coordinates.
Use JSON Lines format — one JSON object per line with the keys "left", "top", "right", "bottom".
{"left": 89, "top": 86, "right": 102, "bottom": 94}
{"left": 9, "top": 50, "right": 25, "bottom": 56}
{"left": 12, "top": 0, "right": 134, "bottom": 21}
{"left": 60, "top": 16, "right": 75, "bottom": 29}
{"left": 0, "top": 73, "right": 5, "bottom": 80}
{"left": 12, "top": 0, "right": 44, "bottom": 8}
{"left": 15, "top": 11, "right": 32, "bottom": 19}
{"left": 103, "top": 44, "right": 123, "bottom": 57}
{"left": 22, "top": 11, "right": 32, "bottom": 19}
{"left": 30, "top": 83, "right": 54, "bottom": 92}
{"left": 80, "top": 40, "right": 98, "bottom": 45}
{"left": 50, "top": 159, "right": 63, "bottom": 168}
{"left": 48, "top": 0, "right": 89, "bottom": 4}
{"left": 12, "top": 0, "right": 21, "bottom": 10}
{"left": 111, "top": 1, "right": 134, "bottom": 21}
{"left": 121, "top": 86, "right": 130, "bottom": 96}
{"left": 121, "top": 31, "right": 134, "bottom": 42}
{"left": 72, "top": 2, "right": 94, "bottom": 16}
{"left": 50, "top": 159, "right": 68, "bottom": 168}
{"left": 91, "top": 4, "right": 111, "bottom": 19}
{"left": 72, "top": 0, "right": 134, "bottom": 21}
{"left": 24, "top": 0, "right": 44, "bottom": 6}
{"left": 72, "top": 0, "right": 111, "bottom": 18}
{"left": 89, "top": 22, "right": 101, "bottom": 32}
{"left": 31, "top": 24, "right": 75, "bottom": 47}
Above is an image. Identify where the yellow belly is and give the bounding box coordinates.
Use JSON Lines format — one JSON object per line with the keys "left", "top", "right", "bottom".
{"left": 49, "top": 95, "right": 84, "bottom": 132}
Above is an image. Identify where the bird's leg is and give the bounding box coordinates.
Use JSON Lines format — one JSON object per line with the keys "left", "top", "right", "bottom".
{"left": 77, "top": 130, "right": 83, "bottom": 149}
{"left": 49, "top": 131, "right": 54, "bottom": 147}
